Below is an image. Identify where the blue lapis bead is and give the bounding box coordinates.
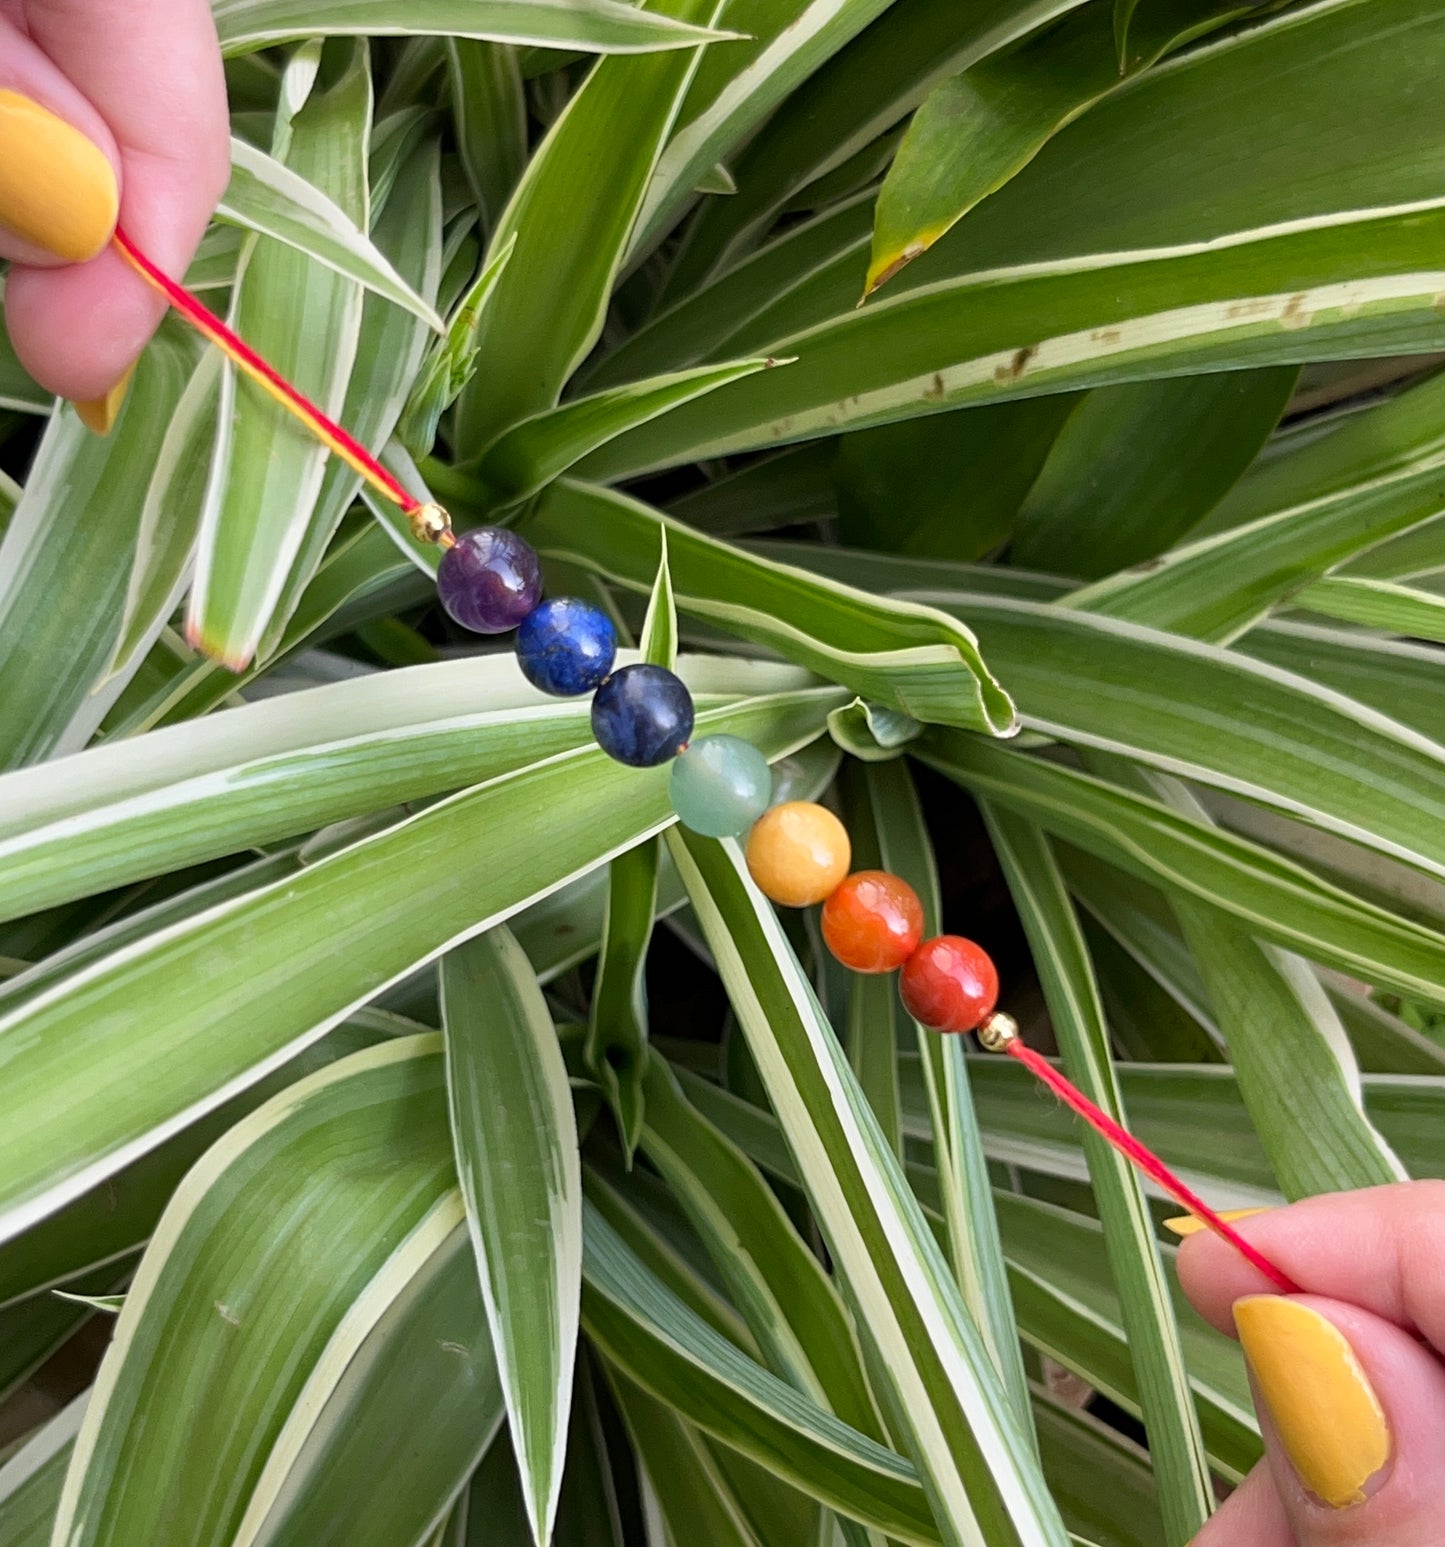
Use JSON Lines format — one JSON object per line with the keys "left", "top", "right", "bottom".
{"left": 516, "top": 598, "right": 617, "bottom": 696}
{"left": 437, "top": 527, "right": 542, "bottom": 634}
{"left": 591, "top": 665, "right": 694, "bottom": 768}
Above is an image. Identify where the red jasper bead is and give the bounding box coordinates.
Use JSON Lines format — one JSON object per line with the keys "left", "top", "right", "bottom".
{"left": 821, "top": 871, "right": 924, "bottom": 974}
{"left": 899, "top": 935, "right": 999, "bottom": 1033}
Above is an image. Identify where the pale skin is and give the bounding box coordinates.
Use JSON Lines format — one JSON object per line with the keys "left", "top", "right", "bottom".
{"left": 1183, "top": 1182, "right": 1445, "bottom": 1546}
{"left": 0, "top": 0, "right": 229, "bottom": 400}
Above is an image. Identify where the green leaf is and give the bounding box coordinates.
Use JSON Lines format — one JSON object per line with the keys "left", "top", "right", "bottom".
{"left": 577, "top": 209, "right": 1445, "bottom": 473}
{"left": 864, "top": 759, "right": 1032, "bottom": 1438}
{"left": 836, "top": 398, "right": 1076, "bottom": 563}
{"left": 256, "top": 134, "right": 446, "bottom": 659}
{"left": 400, "top": 232, "right": 517, "bottom": 462}
{"left": 588, "top": 840, "right": 661, "bottom": 1153}
{"left": 1069, "top": 478, "right": 1445, "bottom": 644}
{"left": 1241, "top": 620, "right": 1445, "bottom": 749}
{"left": 0, "top": 653, "right": 677, "bottom": 926}
{"left": 54, "top": 1037, "right": 459, "bottom": 1546}
{"left": 921, "top": 732, "right": 1445, "bottom": 1016}
{"left": 866, "top": 0, "right": 1264, "bottom": 294}
{"left": 189, "top": 45, "right": 372, "bottom": 668}
{"left": 471, "top": 359, "right": 780, "bottom": 509}
{"left": 457, "top": 0, "right": 725, "bottom": 445}
{"left": 0, "top": 1395, "right": 86, "bottom": 1547}
{"left": 0, "top": 1011, "right": 393, "bottom": 1311}
{"left": 994, "top": 1191, "right": 1257, "bottom": 1484}
{"left": 606, "top": 1373, "right": 773, "bottom": 1547}
{"left": 627, "top": 0, "right": 900, "bottom": 263}
{"left": 1135, "top": 777, "right": 1408, "bottom": 1197}
{"left": 0, "top": 331, "right": 196, "bottom": 770}
{"left": 901, "top": 0, "right": 1445, "bottom": 283}
{"left": 641, "top": 528, "right": 677, "bottom": 669}
{"left": 523, "top": 481, "right": 1018, "bottom": 735}
{"left": 448, "top": 41, "right": 529, "bottom": 230}
{"left": 961, "top": 1057, "right": 1445, "bottom": 1200}
{"left": 582, "top": 190, "right": 873, "bottom": 391}
{"left": 981, "top": 809, "right": 1210, "bottom": 1544}
{"left": 586, "top": 0, "right": 1445, "bottom": 469}
{"left": 666, "top": 826, "right": 1070, "bottom": 1546}
{"left": 1294, "top": 575, "right": 1445, "bottom": 642}
{"left": 0, "top": 684, "right": 838, "bottom": 1243}
{"left": 1012, "top": 369, "right": 1297, "bottom": 578}
{"left": 640, "top": 1060, "right": 885, "bottom": 1439}
{"left": 243, "top": 1222, "right": 503, "bottom": 1547}
{"left": 441, "top": 928, "right": 581, "bottom": 1545}
{"left": 105, "top": 355, "right": 223, "bottom": 681}
{"left": 214, "top": 0, "right": 736, "bottom": 55}
{"left": 582, "top": 1201, "right": 938, "bottom": 1543}
{"left": 1033, "top": 1395, "right": 1166, "bottom": 1547}
{"left": 918, "top": 594, "right": 1445, "bottom": 887}
{"left": 222, "top": 135, "right": 443, "bottom": 327}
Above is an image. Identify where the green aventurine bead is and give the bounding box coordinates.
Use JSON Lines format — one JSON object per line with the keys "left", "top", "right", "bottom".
{"left": 669, "top": 735, "right": 773, "bottom": 837}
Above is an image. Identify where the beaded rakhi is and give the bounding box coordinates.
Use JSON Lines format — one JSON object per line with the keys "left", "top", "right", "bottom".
{"left": 111, "top": 224, "right": 1298, "bottom": 1295}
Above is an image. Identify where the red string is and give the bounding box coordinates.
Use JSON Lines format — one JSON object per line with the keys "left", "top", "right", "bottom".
{"left": 1007, "top": 1040, "right": 1299, "bottom": 1294}
{"left": 111, "top": 227, "right": 420, "bottom": 515}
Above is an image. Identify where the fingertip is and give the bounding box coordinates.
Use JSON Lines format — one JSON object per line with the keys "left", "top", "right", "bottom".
{"left": 5, "top": 246, "right": 162, "bottom": 401}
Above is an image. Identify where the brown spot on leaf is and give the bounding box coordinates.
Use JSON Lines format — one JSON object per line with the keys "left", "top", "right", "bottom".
{"left": 923, "top": 372, "right": 946, "bottom": 400}
{"left": 994, "top": 345, "right": 1037, "bottom": 383}
{"left": 1092, "top": 328, "right": 1122, "bottom": 345}
{"left": 1280, "top": 293, "right": 1311, "bottom": 330}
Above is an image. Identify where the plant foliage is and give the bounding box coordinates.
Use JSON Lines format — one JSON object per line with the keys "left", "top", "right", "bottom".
{"left": 2, "top": 3, "right": 1444, "bottom": 1545}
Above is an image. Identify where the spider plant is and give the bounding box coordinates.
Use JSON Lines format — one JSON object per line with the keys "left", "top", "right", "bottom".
{"left": 2, "top": 2, "right": 1444, "bottom": 1545}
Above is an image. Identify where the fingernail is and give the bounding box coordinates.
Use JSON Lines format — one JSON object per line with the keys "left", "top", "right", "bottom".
{"left": 1235, "top": 1295, "right": 1390, "bottom": 1508}
{"left": 72, "top": 362, "right": 135, "bottom": 437}
{"left": 1163, "top": 1207, "right": 1269, "bottom": 1238}
{"left": 0, "top": 91, "right": 117, "bottom": 261}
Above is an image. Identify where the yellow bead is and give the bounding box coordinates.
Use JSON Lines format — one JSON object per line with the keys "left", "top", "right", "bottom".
{"left": 745, "top": 802, "right": 851, "bottom": 907}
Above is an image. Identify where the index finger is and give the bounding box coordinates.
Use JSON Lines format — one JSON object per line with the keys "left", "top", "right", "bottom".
{"left": 1178, "top": 1180, "right": 1445, "bottom": 1351}
{"left": 5, "top": 0, "right": 229, "bottom": 402}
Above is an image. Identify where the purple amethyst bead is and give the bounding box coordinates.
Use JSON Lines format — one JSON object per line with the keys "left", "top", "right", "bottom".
{"left": 437, "top": 528, "right": 543, "bottom": 634}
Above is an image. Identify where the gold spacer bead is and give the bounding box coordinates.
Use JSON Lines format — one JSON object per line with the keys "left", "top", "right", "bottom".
{"left": 976, "top": 1011, "right": 1020, "bottom": 1054}
{"left": 408, "top": 501, "right": 453, "bottom": 546}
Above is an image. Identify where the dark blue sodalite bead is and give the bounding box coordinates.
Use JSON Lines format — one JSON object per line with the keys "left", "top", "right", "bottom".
{"left": 591, "top": 665, "right": 694, "bottom": 768}
{"left": 516, "top": 597, "right": 617, "bottom": 696}
{"left": 436, "top": 527, "right": 542, "bottom": 634}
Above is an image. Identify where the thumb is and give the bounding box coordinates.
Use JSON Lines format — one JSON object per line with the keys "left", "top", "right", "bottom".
{"left": 1228, "top": 1293, "right": 1445, "bottom": 1544}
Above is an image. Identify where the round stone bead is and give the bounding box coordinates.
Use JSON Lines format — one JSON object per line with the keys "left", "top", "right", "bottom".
{"left": 437, "top": 527, "right": 542, "bottom": 634}
{"left": 745, "top": 801, "right": 850, "bottom": 908}
{"left": 591, "top": 664, "right": 694, "bottom": 767}
{"left": 669, "top": 735, "right": 773, "bottom": 837}
{"left": 516, "top": 597, "right": 617, "bottom": 696}
{"left": 899, "top": 935, "right": 999, "bottom": 1034}
{"left": 822, "top": 871, "right": 925, "bottom": 974}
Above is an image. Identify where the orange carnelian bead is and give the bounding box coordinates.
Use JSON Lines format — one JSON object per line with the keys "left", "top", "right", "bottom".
{"left": 899, "top": 936, "right": 999, "bottom": 1033}
{"left": 822, "top": 871, "right": 924, "bottom": 973}
{"left": 746, "top": 801, "right": 851, "bottom": 907}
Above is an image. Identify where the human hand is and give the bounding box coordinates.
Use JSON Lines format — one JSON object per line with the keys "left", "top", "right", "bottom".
{"left": 1179, "top": 1182, "right": 1445, "bottom": 1545}
{"left": 0, "top": 0, "right": 228, "bottom": 424}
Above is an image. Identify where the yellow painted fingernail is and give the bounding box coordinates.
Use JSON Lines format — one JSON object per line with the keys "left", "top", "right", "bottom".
{"left": 1235, "top": 1295, "right": 1390, "bottom": 1509}
{"left": 0, "top": 91, "right": 117, "bottom": 261}
{"left": 72, "top": 361, "right": 136, "bottom": 437}
{"left": 1163, "top": 1207, "right": 1269, "bottom": 1238}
